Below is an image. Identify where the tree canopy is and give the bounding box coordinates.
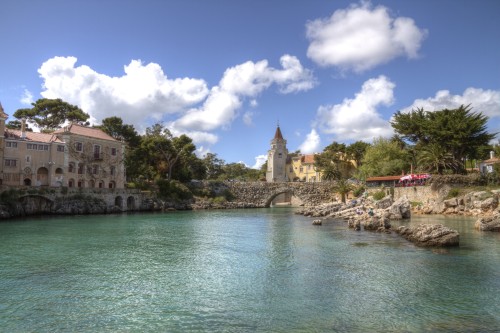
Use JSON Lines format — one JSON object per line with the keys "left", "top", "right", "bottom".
{"left": 391, "top": 105, "right": 496, "bottom": 174}
{"left": 358, "top": 137, "right": 411, "bottom": 178}
{"left": 13, "top": 98, "right": 90, "bottom": 132}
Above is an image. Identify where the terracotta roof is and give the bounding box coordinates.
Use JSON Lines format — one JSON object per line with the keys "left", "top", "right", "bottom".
{"left": 5, "top": 129, "right": 63, "bottom": 143}
{"left": 483, "top": 157, "right": 500, "bottom": 165}
{"left": 54, "top": 123, "right": 117, "bottom": 141}
{"left": 366, "top": 176, "right": 401, "bottom": 182}
{"left": 301, "top": 154, "right": 316, "bottom": 164}
{"left": 273, "top": 126, "right": 284, "bottom": 140}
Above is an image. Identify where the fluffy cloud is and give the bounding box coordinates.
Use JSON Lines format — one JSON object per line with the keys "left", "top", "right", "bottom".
{"left": 20, "top": 89, "right": 33, "bottom": 105}
{"left": 298, "top": 129, "right": 321, "bottom": 154}
{"left": 39, "top": 56, "right": 209, "bottom": 126}
{"left": 314, "top": 75, "right": 395, "bottom": 141}
{"left": 169, "top": 54, "right": 316, "bottom": 134}
{"left": 252, "top": 154, "right": 267, "bottom": 169}
{"left": 306, "top": 1, "right": 427, "bottom": 72}
{"left": 38, "top": 55, "right": 315, "bottom": 148}
{"left": 399, "top": 87, "right": 500, "bottom": 118}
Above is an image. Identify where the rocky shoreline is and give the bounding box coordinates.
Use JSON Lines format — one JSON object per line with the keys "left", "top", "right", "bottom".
{"left": 296, "top": 189, "right": 500, "bottom": 247}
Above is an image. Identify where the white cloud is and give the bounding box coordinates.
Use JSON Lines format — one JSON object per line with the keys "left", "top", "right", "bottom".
{"left": 20, "top": 89, "right": 33, "bottom": 105}
{"left": 168, "top": 54, "right": 315, "bottom": 140}
{"left": 243, "top": 111, "right": 254, "bottom": 125}
{"left": 400, "top": 87, "right": 500, "bottom": 118}
{"left": 38, "top": 56, "right": 209, "bottom": 127}
{"left": 38, "top": 55, "right": 315, "bottom": 149}
{"left": 314, "top": 75, "right": 395, "bottom": 141}
{"left": 252, "top": 154, "right": 267, "bottom": 169}
{"left": 306, "top": 1, "right": 427, "bottom": 72}
{"left": 298, "top": 128, "right": 321, "bottom": 154}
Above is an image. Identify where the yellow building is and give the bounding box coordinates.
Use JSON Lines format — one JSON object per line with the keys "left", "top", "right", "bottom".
{"left": 0, "top": 104, "right": 126, "bottom": 189}
{"left": 286, "top": 154, "right": 322, "bottom": 182}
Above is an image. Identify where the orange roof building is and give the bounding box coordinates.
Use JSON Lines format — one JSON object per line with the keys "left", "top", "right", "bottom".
{"left": 0, "top": 113, "right": 126, "bottom": 188}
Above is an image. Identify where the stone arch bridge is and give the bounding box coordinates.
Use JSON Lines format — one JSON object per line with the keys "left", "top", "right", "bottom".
{"left": 225, "top": 182, "right": 334, "bottom": 207}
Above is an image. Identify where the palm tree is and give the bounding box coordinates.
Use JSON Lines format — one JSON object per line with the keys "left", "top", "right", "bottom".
{"left": 321, "top": 164, "right": 339, "bottom": 182}
{"left": 417, "top": 143, "right": 458, "bottom": 174}
{"left": 332, "top": 178, "right": 353, "bottom": 203}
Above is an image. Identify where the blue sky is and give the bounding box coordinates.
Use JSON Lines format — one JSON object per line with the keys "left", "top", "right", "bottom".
{"left": 1, "top": 0, "right": 499, "bottom": 168}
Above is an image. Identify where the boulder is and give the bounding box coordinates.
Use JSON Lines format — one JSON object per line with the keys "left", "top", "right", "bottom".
{"left": 386, "top": 196, "right": 411, "bottom": 219}
{"left": 363, "top": 214, "right": 391, "bottom": 231}
{"left": 474, "top": 216, "right": 500, "bottom": 231}
{"left": 312, "top": 219, "right": 322, "bottom": 226}
{"left": 395, "top": 224, "right": 459, "bottom": 247}
{"left": 375, "top": 196, "right": 393, "bottom": 209}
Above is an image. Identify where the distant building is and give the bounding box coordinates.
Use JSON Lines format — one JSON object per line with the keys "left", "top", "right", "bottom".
{"left": 266, "top": 126, "right": 288, "bottom": 182}
{"left": 287, "top": 154, "right": 321, "bottom": 182}
{"left": 266, "top": 126, "right": 322, "bottom": 182}
{"left": 0, "top": 103, "right": 126, "bottom": 188}
{"left": 479, "top": 151, "right": 500, "bottom": 174}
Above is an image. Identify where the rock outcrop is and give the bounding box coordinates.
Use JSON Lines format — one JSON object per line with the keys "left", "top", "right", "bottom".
{"left": 394, "top": 224, "right": 459, "bottom": 247}
{"left": 474, "top": 216, "right": 500, "bottom": 231}
{"left": 414, "top": 190, "right": 500, "bottom": 217}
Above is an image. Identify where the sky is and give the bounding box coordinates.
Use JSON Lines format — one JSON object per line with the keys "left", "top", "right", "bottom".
{"left": 1, "top": 0, "right": 499, "bottom": 168}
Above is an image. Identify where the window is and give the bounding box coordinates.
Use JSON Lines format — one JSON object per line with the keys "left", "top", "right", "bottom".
{"left": 57, "top": 145, "right": 65, "bottom": 152}
{"left": 92, "top": 165, "right": 99, "bottom": 175}
{"left": 68, "top": 163, "right": 75, "bottom": 173}
{"left": 5, "top": 159, "right": 17, "bottom": 167}
{"left": 6, "top": 142, "right": 17, "bottom": 148}
{"left": 27, "top": 143, "right": 34, "bottom": 150}
{"left": 111, "top": 147, "right": 117, "bottom": 156}
{"left": 26, "top": 156, "right": 31, "bottom": 163}
{"left": 39, "top": 144, "right": 48, "bottom": 151}
{"left": 110, "top": 166, "right": 115, "bottom": 176}
{"left": 94, "top": 145, "right": 101, "bottom": 159}
{"left": 78, "top": 163, "right": 84, "bottom": 174}
{"left": 75, "top": 142, "right": 83, "bottom": 152}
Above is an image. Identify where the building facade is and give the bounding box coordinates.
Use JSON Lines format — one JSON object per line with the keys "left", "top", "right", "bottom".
{"left": 266, "top": 126, "right": 288, "bottom": 182}
{"left": 0, "top": 103, "right": 126, "bottom": 189}
{"left": 266, "top": 126, "right": 322, "bottom": 182}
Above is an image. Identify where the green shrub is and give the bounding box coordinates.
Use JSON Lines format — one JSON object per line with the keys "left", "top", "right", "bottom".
{"left": 352, "top": 185, "right": 365, "bottom": 198}
{"left": 372, "top": 190, "right": 386, "bottom": 201}
{"left": 157, "top": 179, "right": 193, "bottom": 201}
{"left": 0, "top": 188, "right": 20, "bottom": 204}
{"left": 213, "top": 196, "right": 227, "bottom": 204}
{"left": 446, "top": 188, "right": 461, "bottom": 198}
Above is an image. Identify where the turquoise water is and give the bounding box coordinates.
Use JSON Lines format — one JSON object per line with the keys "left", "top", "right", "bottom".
{"left": 0, "top": 209, "right": 499, "bottom": 332}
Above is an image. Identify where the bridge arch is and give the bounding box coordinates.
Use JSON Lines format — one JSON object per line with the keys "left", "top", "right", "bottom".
{"left": 264, "top": 188, "right": 304, "bottom": 207}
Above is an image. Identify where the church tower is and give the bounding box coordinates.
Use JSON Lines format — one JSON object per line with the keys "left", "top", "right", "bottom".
{"left": 266, "top": 125, "right": 288, "bottom": 182}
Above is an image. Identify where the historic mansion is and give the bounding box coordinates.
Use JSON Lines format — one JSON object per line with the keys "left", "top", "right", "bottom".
{"left": 0, "top": 104, "right": 126, "bottom": 189}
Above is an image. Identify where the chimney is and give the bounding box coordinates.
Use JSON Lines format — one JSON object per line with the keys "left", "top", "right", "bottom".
{"left": 21, "top": 118, "right": 26, "bottom": 139}
{"left": 491, "top": 151, "right": 495, "bottom": 159}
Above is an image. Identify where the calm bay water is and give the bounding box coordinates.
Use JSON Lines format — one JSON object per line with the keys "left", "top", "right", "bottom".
{"left": 0, "top": 209, "right": 499, "bottom": 332}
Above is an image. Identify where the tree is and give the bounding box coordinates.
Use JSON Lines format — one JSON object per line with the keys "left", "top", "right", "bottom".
{"left": 6, "top": 120, "right": 33, "bottom": 131}
{"left": 13, "top": 98, "right": 90, "bottom": 132}
{"left": 417, "top": 143, "right": 459, "bottom": 174}
{"left": 332, "top": 178, "right": 353, "bottom": 203}
{"left": 391, "top": 105, "right": 496, "bottom": 174}
{"left": 358, "top": 137, "right": 411, "bottom": 177}
{"left": 315, "top": 141, "right": 355, "bottom": 180}
{"left": 203, "top": 153, "right": 225, "bottom": 180}
{"left": 345, "top": 141, "right": 370, "bottom": 167}
{"left": 320, "top": 164, "right": 340, "bottom": 182}
{"left": 97, "top": 116, "right": 141, "bottom": 147}
{"left": 136, "top": 123, "right": 199, "bottom": 182}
